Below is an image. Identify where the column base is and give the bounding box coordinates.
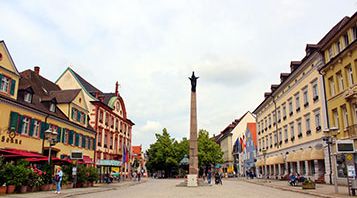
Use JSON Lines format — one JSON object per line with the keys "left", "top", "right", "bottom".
{"left": 187, "top": 174, "right": 198, "bottom": 187}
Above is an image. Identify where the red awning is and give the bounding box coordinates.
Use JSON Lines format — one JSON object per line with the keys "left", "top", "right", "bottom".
{"left": 0, "top": 148, "right": 44, "bottom": 158}
{"left": 79, "top": 155, "right": 93, "bottom": 164}
{"left": 25, "top": 157, "right": 72, "bottom": 165}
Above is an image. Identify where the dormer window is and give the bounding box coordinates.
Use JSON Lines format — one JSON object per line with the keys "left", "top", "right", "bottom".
{"left": 0, "top": 76, "right": 9, "bottom": 92}
{"left": 50, "top": 103, "right": 56, "bottom": 112}
{"left": 24, "top": 92, "right": 32, "bottom": 103}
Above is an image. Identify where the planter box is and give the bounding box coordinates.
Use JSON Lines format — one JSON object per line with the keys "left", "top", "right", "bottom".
{"left": 6, "top": 185, "right": 15, "bottom": 194}
{"left": 40, "top": 184, "right": 51, "bottom": 191}
{"left": 0, "top": 186, "right": 6, "bottom": 195}
{"left": 27, "top": 186, "right": 39, "bottom": 192}
{"left": 19, "top": 186, "right": 27, "bottom": 193}
{"left": 302, "top": 183, "right": 316, "bottom": 189}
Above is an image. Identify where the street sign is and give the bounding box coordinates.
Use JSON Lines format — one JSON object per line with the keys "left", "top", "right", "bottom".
{"left": 336, "top": 140, "right": 355, "bottom": 153}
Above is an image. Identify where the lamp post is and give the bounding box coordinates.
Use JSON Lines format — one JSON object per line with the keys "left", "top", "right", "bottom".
{"left": 323, "top": 127, "right": 339, "bottom": 193}
{"left": 45, "top": 128, "right": 58, "bottom": 164}
{"left": 262, "top": 149, "right": 267, "bottom": 182}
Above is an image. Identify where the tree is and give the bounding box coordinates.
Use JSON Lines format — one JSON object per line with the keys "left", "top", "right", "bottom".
{"left": 198, "top": 129, "right": 224, "bottom": 168}
{"left": 146, "top": 128, "right": 178, "bottom": 177}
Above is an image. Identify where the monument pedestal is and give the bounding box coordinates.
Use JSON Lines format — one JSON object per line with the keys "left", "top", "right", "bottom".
{"left": 187, "top": 174, "right": 198, "bottom": 187}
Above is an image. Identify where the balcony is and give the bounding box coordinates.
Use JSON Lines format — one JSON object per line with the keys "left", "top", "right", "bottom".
{"left": 347, "top": 124, "right": 357, "bottom": 138}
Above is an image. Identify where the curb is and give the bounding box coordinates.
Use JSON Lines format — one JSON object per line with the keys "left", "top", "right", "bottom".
{"left": 242, "top": 179, "right": 343, "bottom": 198}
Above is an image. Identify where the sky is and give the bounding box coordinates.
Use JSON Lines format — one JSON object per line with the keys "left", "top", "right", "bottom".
{"left": 0, "top": 1, "right": 356, "bottom": 150}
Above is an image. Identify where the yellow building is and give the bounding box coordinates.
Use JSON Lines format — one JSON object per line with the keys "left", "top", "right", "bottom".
{"left": 254, "top": 44, "right": 328, "bottom": 182}
{"left": 0, "top": 40, "right": 95, "bottom": 162}
{"left": 319, "top": 13, "right": 357, "bottom": 183}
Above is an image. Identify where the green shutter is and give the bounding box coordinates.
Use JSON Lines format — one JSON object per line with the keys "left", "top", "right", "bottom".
{"left": 81, "top": 135, "right": 86, "bottom": 148}
{"left": 61, "top": 129, "right": 66, "bottom": 143}
{"left": 87, "top": 137, "right": 90, "bottom": 149}
{"left": 75, "top": 133, "right": 79, "bottom": 146}
{"left": 10, "top": 79, "right": 16, "bottom": 95}
{"left": 93, "top": 138, "right": 96, "bottom": 150}
{"left": 68, "top": 130, "right": 74, "bottom": 145}
{"left": 40, "top": 122, "right": 49, "bottom": 139}
{"left": 0, "top": 74, "right": 3, "bottom": 88}
{"left": 17, "top": 115, "right": 24, "bottom": 134}
{"left": 57, "top": 127, "right": 62, "bottom": 143}
{"left": 9, "top": 112, "right": 19, "bottom": 132}
{"left": 29, "top": 119, "right": 35, "bottom": 136}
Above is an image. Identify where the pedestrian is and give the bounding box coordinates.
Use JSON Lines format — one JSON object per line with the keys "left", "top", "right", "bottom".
{"left": 207, "top": 169, "right": 212, "bottom": 185}
{"left": 54, "top": 166, "right": 63, "bottom": 194}
{"left": 137, "top": 170, "right": 141, "bottom": 182}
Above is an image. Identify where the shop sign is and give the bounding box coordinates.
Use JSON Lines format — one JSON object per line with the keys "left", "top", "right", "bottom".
{"left": 336, "top": 140, "right": 355, "bottom": 153}
{"left": 71, "top": 151, "right": 83, "bottom": 160}
{"left": 1, "top": 135, "right": 22, "bottom": 145}
{"left": 97, "top": 160, "right": 122, "bottom": 166}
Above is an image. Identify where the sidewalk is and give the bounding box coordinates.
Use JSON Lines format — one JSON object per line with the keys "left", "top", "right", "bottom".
{"left": 3, "top": 179, "right": 147, "bottom": 198}
{"left": 238, "top": 178, "right": 351, "bottom": 198}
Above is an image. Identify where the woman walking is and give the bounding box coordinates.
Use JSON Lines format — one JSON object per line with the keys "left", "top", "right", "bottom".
{"left": 54, "top": 166, "right": 63, "bottom": 194}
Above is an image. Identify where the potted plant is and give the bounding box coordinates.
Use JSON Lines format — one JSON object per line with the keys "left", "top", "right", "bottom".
{"left": 39, "top": 164, "right": 53, "bottom": 191}
{"left": 77, "top": 165, "right": 88, "bottom": 188}
{"left": 87, "top": 167, "right": 99, "bottom": 187}
{"left": 302, "top": 178, "right": 316, "bottom": 189}
{"left": 4, "top": 163, "right": 16, "bottom": 194}
{"left": 0, "top": 157, "right": 6, "bottom": 195}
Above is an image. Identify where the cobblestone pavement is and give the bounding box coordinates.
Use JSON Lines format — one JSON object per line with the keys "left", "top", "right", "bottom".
{"left": 72, "top": 179, "right": 318, "bottom": 198}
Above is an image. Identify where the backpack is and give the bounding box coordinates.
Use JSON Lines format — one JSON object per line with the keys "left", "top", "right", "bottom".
{"left": 54, "top": 175, "right": 60, "bottom": 182}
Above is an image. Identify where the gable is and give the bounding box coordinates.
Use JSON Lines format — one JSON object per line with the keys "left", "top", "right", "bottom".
{"left": 72, "top": 89, "right": 89, "bottom": 112}
{"left": 0, "top": 41, "right": 20, "bottom": 76}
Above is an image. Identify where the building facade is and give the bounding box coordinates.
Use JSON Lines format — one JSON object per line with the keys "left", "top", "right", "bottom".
{"left": 215, "top": 112, "right": 255, "bottom": 175}
{"left": 56, "top": 68, "right": 134, "bottom": 179}
{"left": 0, "top": 41, "right": 96, "bottom": 161}
{"left": 254, "top": 43, "right": 328, "bottom": 182}
{"left": 319, "top": 13, "right": 357, "bottom": 184}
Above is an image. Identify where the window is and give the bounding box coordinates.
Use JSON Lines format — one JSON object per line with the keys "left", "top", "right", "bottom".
{"left": 50, "top": 103, "right": 56, "bottom": 112}
{"left": 80, "top": 112, "right": 85, "bottom": 124}
{"left": 268, "top": 115, "right": 271, "bottom": 127}
{"left": 272, "top": 112, "right": 276, "bottom": 124}
{"left": 278, "top": 129, "right": 282, "bottom": 143}
{"left": 290, "top": 122, "right": 295, "bottom": 139}
{"left": 312, "top": 80, "right": 319, "bottom": 101}
{"left": 337, "top": 71, "right": 344, "bottom": 92}
{"left": 64, "top": 129, "right": 68, "bottom": 144}
{"left": 341, "top": 105, "right": 349, "bottom": 129}
{"left": 78, "top": 135, "right": 82, "bottom": 147}
{"left": 305, "top": 115, "right": 311, "bottom": 134}
{"left": 110, "top": 133, "right": 113, "bottom": 149}
{"left": 282, "top": 104, "right": 287, "bottom": 118}
{"left": 297, "top": 119, "right": 302, "bottom": 137}
{"left": 265, "top": 136, "right": 268, "bottom": 148}
{"left": 328, "top": 47, "right": 334, "bottom": 58}
{"left": 115, "top": 119, "right": 118, "bottom": 131}
{"left": 314, "top": 110, "right": 321, "bottom": 131}
{"left": 288, "top": 98, "right": 293, "bottom": 115}
{"left": 274, "top": 132, "right": 277, "bottom": 145}
{"left": 98, "top": 131, "right": 102, "bottom": 146}
{"left": 329, "top": 77, "right": 335, "bottom": 97}
{"left": 105, "top": 113, "right": 109, "bottom": 126}
{"left": 0, "top": 75, "right": 10, "bottom": 93}
{"left": 262, "top": 139, "right": 265, "bottom": 149}
{"left": 345, "top": 65, "right": 354, "bottom": 86}
{"left": 264, "top": 118, "right": 267, "bottom": 129}
{"left": 284, "top": 125, "right": 288, "bottom": 141}
{"left": 33, "top": 120, "right": 40, "bottom": 137}
{"left": 344, "top": 33, "right": 349, "bottom": 47}
{"left": 354, "top": 26, "right": 357, "bottom": 40}
{"left": 24, "top": 93, "right": 32, "bottom": 103}
{"left": 332, "top": 109, "right": 339, "bottom": 128}
{"left": 336, "top": 41, "right": 341, "bottom": 53}
{"left": 295, "top": 93, "right": 300, "bottom": 111}
{"left": 104, "top": 132, "right": 108, "bottom": 147}
{"left": 303, "top": 87, "right": 308, "bottom": 107}
{"left": 277, "top": 108, "right": 281, "bottom": 122}
{"left": 21, "top": 117, "right": 30, "bottom": 135}
{"left": 99, "top": 110, "right": 103, "bottom": 123}
{"left": 269, "top": 134, "right": 272, "bottom": 147}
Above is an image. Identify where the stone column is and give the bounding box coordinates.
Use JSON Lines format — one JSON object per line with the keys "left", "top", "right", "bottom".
{"left": 314, "top": 160, "right": 319, "bottom": 181}
{"left": 289, "top": 162, "right": 293, "bottom": 173}
{"left": 285, "top": 162, "right": 289, "bottom": 175}
{"left": 305, "top": 161, "right": 310, "bottom": 176}
{"left": 188, "top": 72, "right": 199, "bottom": 187}
{"left": 278, "top": 164, "right": 282, "bottom": 179}
{"left": 296, "top": 161, "right": 301, "bottom": 174}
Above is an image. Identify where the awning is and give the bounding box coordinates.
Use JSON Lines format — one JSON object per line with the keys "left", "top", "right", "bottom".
{"left": 0, "top": 148, "right": 43, "bottom": 158}
{"left": 25, "top": 157, "right": 72, "bottom": 165}
{"left": 311, "top": 148, "right": 324, "bottom": 160}
{"left": 79, "top": 155, "right": 94, "bottom": 164}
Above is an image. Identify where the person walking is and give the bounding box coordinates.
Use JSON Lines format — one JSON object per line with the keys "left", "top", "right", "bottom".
{"left": 54, "top": 166, "right": 63, "bottom": 194}
{"left": 207, "top": 169, "right": 212, "bottom": 185}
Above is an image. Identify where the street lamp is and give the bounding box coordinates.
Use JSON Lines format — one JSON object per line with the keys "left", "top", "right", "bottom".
{"left": 45, "top": 128, "right": 58, "bottom": 164}
{"left": 323, "top": 127, "right": 339, "bottom": 193}
{"left": 262, "top": 149, "right": 267, "bottom": 182}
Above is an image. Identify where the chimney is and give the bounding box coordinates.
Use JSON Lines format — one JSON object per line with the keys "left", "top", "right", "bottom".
{"left": 115, "top": 81, "right": 119, "bottom": 96}
{"left": 34, "top": 66, "right": 40, "bottom": 75}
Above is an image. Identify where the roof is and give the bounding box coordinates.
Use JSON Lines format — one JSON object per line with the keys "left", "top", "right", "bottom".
{"left": 317, "top": 16, "right": 351, "bottom": 47}
{"left": 50, "top": 89, "right": 81, "bottom": 104}
{"left": 70, "top": 68, "right": 103, "bottom": 97}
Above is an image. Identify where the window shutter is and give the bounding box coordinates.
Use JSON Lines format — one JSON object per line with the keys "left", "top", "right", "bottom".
{"left": 83, "top": 114, "right": 86, "bottom": 124}
{"left": 71, "top": 108, "right": 75, "bottom": 119}
{"left": 69, "top": 130, "right": 74, "bottom": 145}
{"left": 9, "top": 112, "right": 19, "bottom": 132}
{"left": 61, "top": 129, "right": 66, "bottom": 143}
{"left": 82, "top": 135, "right": 86, "bottom": 148}
{"left": 29, "top": 119, "right": 35, "bottom": 136}
{"left": 75, "top": 133, "right": 80, "bottom": 146}
{"left": 87, "top": 137, "right": 91, "bottom": 149}
{"left": 57, "top": 127, "right": 62, "bottom": 143}
{"left": 17, "top": 115, "right": 24, "bottom": 134}
{"left": 92, "top": 138, "right": 96, "bottom": 150}
{"left": 40, "top": 122, "right": 49, "bottom": 139}
{"left": 10, "top": 79, "right": 16, "bottom": 95}
{"left": 0, "top": 74, "right": 3, "bottom": 88}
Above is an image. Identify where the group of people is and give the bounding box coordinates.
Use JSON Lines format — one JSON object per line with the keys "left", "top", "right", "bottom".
{"left": 203, "top": 169, "right": 223, "bottom": 185}
{"left": 289, "top": 172, "right": 306, "bottom": 186}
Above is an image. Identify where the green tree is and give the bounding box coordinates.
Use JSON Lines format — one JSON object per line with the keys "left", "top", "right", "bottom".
{"left": 198, "top": 129, "right": 224, "bottom": 168}
{"left": 146, "top": 128, "right": 178, "bottom": 177}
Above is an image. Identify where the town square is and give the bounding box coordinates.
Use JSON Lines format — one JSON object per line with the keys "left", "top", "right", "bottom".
{"left": 0, "top": 1, "right": 357, "bottom": 198}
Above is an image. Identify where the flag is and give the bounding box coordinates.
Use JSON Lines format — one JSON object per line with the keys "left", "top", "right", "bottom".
{"left": 122, "top": 145, "right": 126, "bottom": 163}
